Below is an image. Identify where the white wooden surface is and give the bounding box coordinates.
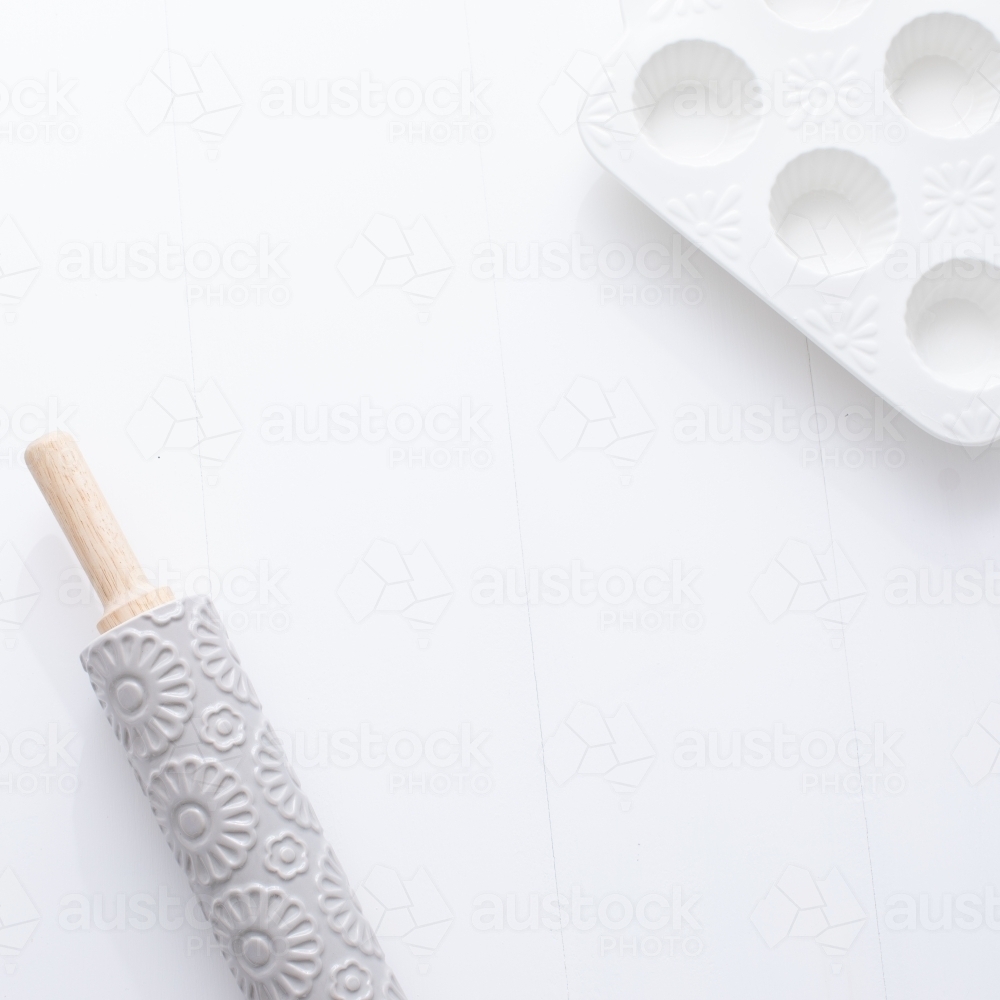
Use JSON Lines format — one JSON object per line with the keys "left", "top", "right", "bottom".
{"left": 2, "top": 1, "right": 999, "bottom": 998}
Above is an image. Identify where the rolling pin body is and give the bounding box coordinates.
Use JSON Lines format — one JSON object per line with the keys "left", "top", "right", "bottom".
{"left": 27, "top": 433, "right": 404, "bottom": 1000}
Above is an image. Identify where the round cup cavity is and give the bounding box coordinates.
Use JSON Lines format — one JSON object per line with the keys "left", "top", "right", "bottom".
{"left": 769, "top": 149, "right": 898, "bottom": 279}
{"left": 634, "top": 41, "right": 761, "bottom": 166}
{"left": 885, "top": 14, "right": 1000, "bottom": 138}
{"left": 906, "top": 263, "right": 1000, "bottom": 386}
{"left": 763, "top": 0, "right": 873, "bottom": 31}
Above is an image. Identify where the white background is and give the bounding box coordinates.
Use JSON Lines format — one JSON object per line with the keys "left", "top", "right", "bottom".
{"left": 3, "top": 1, "right": 1000, "bottom": 998}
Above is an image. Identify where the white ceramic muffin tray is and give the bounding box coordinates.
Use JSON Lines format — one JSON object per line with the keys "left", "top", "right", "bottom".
{"left": 581, "top": 0, "right": 1000, "bottom": 447}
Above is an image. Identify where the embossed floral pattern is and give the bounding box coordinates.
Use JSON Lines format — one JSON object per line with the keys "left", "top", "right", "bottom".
{"left": 83, "top": 629, "right": 194, "bottom": 759}
{"left": 316, "top": 847, "right": 382, "bottom": 958}
{"left": 148, "top": 756, "right": 258, "bottom": 886}
{"left": 330, "top": 960, "right": 374, "bottom": 1000}
{"left": 190, "top": 597, "right": 261, "bottom": 708}
{"left": 264, "top": 832, "right": 309, "bottom": 881}
{"left": 198, "top": 703, "right": 247, "bottom": 752}
{"left": 783, "top": 48, "right": 860, "bottom": 131}
{"left": 924, "top": 156, "right": 995, "bottom": 238}
{"left": 211, "top": 884, "right": 323, "bottom": 1000}
{"left": 803, "top": 295, "right": 878, "bottom": 373}
{"left": 253, "top": 724, "right": 322, "bottom": 833}
{"left": 146, "top": 601, "right": 185, "bottom": 625}
{"left": 666, "top": 186, "right": 741, "bottom": 260}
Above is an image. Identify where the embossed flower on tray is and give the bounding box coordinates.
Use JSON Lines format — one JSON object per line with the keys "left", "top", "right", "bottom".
{"left": 924, "top": 156, "right": 995, "bottom": 238}
{"left": 211, "top": 884, "right": 323, "bottom": 1000}
{"left": 252, "top": 724, "right": 322, "bottom": 833}
{"left": 148, "top": 756, "right": 258, "bottom": 886}
{"left": 316, "top": 846, "right": 383, "bottom": 958}
{"left": 783, "top": 48, "right": 861, "bottom": 131}
{"left": 83, "top": 629, "right": 194, "bottom": 759}
{"left": 330, "top": 960, "right": 374, "bottom": 1000}
{"left": 803, "top": 295, "right": 879, "bottom": 373}
{"left": 197, "top": 703, "right": 247, "bottom": 752}
{"left": 264, "top": 832, "right": 309, "bottom": 881}
{"left": 666, "top": 185, "right": 741, "bottom": 260}
{"left": 189, "top": 597, "right": 261, "bottom": 707}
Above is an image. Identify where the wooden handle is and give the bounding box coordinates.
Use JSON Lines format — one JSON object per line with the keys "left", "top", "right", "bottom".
{"left": 25, "top": 432, "right": 174, "bottom": 633}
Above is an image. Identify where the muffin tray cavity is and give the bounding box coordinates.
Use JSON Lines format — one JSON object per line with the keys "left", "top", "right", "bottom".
{"left": 582, "top": 0, "right": 1000, "bottom": 446}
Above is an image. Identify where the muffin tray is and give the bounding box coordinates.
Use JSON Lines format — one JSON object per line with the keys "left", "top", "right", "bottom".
{"left": 581, "top": 0, "right": 1000, "bottom": 447}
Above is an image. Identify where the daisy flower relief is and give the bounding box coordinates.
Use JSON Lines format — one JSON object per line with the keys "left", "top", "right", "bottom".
{"left": 923, "top": 156, "right": 995, "bottom": 239}
{"left": 83, "top": 630, "right": 194, "bottom": 760}
{"left": 666, "top": 185, "right": 741, "bottom": 260}
{"left": 803, "top": 296, "right": 879, "bottom": 373}
{"left": 783, "top": 48, "right": 860, "bottom": 131}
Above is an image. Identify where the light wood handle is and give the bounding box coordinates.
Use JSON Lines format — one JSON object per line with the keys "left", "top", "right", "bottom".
{"left": 25, "top": 432, "right": 174, "bottom": 633}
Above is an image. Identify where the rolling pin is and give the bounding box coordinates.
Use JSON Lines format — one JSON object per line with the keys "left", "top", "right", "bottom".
{"left": 26, "top": 432, "right": 405, "bottom": 1000}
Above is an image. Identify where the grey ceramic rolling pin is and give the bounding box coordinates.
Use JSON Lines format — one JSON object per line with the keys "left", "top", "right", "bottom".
{"left": 25, "top": 432, "right": 405, "bottom": 1000}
